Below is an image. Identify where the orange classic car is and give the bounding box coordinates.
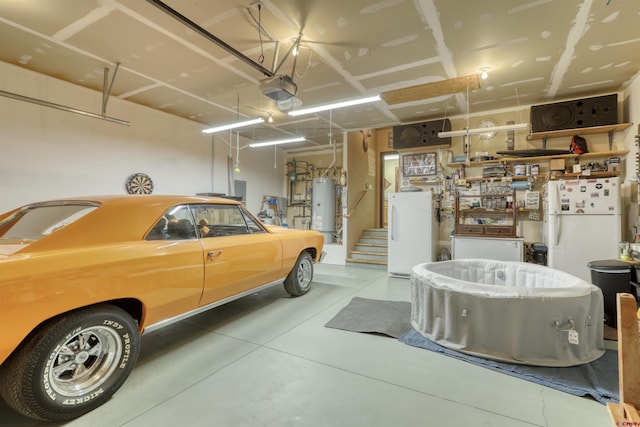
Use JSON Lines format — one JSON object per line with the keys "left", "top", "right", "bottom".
{"left": 0, "top": 195, "right": 324, "bottom": 421}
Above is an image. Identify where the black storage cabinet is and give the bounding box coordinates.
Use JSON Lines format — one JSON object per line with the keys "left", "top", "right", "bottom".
{"left": 587, "top": 260, "right": 632, "bottom": 327}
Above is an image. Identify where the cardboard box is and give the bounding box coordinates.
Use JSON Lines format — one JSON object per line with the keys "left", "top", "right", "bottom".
{"left": 607, "top": 156, "right": 621, "bottom": 172}
{"left": 549, "top": 158, "right": 565, "bottom": 171}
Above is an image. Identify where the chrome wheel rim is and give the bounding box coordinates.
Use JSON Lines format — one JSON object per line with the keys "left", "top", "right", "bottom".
{"left": 48, "top": 326, "right": 122, "bottom": 396}
{"left": 297, "top": 257, "right": 313, "bottom": 291}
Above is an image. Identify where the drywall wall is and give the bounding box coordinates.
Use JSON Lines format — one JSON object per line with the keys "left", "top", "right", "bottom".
{"left": 345, "top": 129, "right": 377, "bottom": 257}
{"left": 0, "top": 61, "right": 284, "bottom": 214}
{"left": 622, "top": 74, "right": 640, "bottom": 241}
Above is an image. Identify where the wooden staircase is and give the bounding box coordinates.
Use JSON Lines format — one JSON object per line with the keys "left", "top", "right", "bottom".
{"left": 346, "top": 228, "right": 388, "bottom": 270}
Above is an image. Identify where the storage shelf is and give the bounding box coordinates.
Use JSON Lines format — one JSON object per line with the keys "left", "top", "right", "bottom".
{"left": 578, "top": 150, "right": 629, "bottom": 159}
{"left": 445, "top": 123, "right": 630, "bottom": 186}
{"left": 498, "top": 154, "right": 577, "bottom": 163}
{"left": 460, "top": 208, "right": 516, "bottom": 213}
{"left": 459, "top": 170, "right": 620, "bottom": 182}
{"left": 464, "top": 176, "right": 529, "bottom": 182}
{"left": 555, "top": 171, "right": 621, "bottom": 179}
{"left": 527, "top": 123, "right": 632, "bottom": 141}
{"left": 499, "top": 149, "right": 628, "bottom": 163}
{"left": 455, "top": 189, "right": 517, "bottom": 238}
{"left": 447, "top": 125, "right": 631, "bottom": 168}
{"left": 447, "top": 150, "right": 629, "bottom": 168}
{"left": 447, "top": 160, "right": 501, "bottom": 167}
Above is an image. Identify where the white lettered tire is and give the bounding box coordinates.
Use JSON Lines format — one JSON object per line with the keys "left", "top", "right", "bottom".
{"left": 0, "top": 305, "right": 140, "bottom": 422}
{"left": 284, "top": 251, "right": 314, "bottom": 296}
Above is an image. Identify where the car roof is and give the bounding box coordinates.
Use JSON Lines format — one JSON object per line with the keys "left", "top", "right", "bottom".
{"left": 39, "top": 194, "right": 242, "bottom": 207}
{"left": 12, "top": 195, "right": 246, "bottom": 252}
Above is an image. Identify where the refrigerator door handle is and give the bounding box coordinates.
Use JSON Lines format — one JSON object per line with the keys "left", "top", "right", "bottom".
{"left": 390, "top": 204, "right": 395, "bottom": 240}
{"left": 554, "top": 183, "right": 561, "bottom": 246}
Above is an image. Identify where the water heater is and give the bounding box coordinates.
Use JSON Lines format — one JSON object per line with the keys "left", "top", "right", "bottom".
{"left": 311, "top": 178, "right": 336, "bottom": 243}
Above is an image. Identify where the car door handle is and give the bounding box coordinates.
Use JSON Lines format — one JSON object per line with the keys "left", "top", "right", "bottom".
{"left": 207, "top": 250, "right": 223, "bottom": 259}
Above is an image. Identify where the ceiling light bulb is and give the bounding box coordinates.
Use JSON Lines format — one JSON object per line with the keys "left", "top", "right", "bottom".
{"left": 292, "top": 47, "right": 299, "bottom": 56}
{"left": 268, "top": 113, "right": 274, "bottom": 123}
{"left": 480, "top": 68, "right": 489, "bottom": 80}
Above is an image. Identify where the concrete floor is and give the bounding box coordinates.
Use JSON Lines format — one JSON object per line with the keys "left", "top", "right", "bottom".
{"left": 0, "top": 264, "right": 614, "bottom": 426}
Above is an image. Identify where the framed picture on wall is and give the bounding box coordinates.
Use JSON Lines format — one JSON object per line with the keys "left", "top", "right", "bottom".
{"left": 402, "top": 152, "right": 437, "bottom": 177}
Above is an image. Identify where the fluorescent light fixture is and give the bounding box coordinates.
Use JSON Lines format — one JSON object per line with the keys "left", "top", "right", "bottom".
{"left": 288, "top": 95, "right": 381, "bottom": 117}
{"left": 249, "top": 136, "right": 305, "bottom": 148}
{"left": 438, "top": 122, "right": 529, "bottom": 138}
{"left": 202, "top": 117, "right": 265, "bottom": 134}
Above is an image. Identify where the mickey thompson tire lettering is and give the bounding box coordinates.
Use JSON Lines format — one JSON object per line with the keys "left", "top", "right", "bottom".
{"left": 0, "top": 304, "right": 140, "bottom": 422}
{"left": 62, "top": 388, "right": 105, "bottom": 405}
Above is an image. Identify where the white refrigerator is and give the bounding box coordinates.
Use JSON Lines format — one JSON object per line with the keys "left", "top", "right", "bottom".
{"left": 387, "top": 191, "right": 436, "bottom": 277}
{"left": 543, "top": 177, "right": 621, "bottom": 282}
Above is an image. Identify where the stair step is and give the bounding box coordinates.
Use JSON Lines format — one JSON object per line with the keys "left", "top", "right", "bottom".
{"left": 345, "top": 258, "right": 388, "bottom": 271}
{"left": 355, "top": 243, "right": 387, "bottom": 253}
{"left": 350, "top": 250, "right": 388, "bottom": 261}
{"left": 344, "top": 229, "right": 389, "bottom": 271}
{"left": 345, "top": 257, "right": 387, "bottom": 265}
{"left": 359, "top": 236, "right": 387, "bottom": 245}
{"left": 362, "top": 228, "right": 388, "bottom": 238}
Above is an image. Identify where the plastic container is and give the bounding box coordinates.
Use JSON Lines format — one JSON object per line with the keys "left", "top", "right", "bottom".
{"left": 531, "top": 242, "right": 547, "bottom": 265}
{"left": 588, "top": 259, "right": 632, "bottom": 327}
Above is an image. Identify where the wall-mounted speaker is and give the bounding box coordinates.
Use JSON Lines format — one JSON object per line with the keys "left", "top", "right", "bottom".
{"left": 392, "top": 119, "right": 451, "bottom": 150}
{"left": 530, "top": 94, "right": 618, "bottom": 133}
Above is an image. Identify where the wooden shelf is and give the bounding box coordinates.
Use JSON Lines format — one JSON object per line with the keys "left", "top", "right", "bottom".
{"left": 447, "top": 150, "right": 628, "bottom": 167}
{"left": 527, "top": 123, "right": 632, "bottom": 141}
{"left": 556, "top": 171, "right": 621, "bottom": 178}
{"left": 497, "top": 153, "right": 577, "bottom": 163}
{"left": 492, "top": 150, "right": 627, "bottom": 164}
{"left": 447, "top": 159, "right": 501, "bottom": 167}
{"left": 455, "top": 189, "right": 517, "bottom": 238}
{"left": 579, "top": 150, "right": 629, "bottom": 159}
{"left": 464, "top": 176, "right": 529, "bottom": 182}
{"left": 460, "top": 208, "right": 516, "bottom": 214}
{"left": 458, "top": 171, "right": 620, "bottom": 183}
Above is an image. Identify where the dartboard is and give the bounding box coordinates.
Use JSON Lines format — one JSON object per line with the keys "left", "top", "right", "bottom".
{"left": 126, "top": 173, "right": 154, "bottom": 194}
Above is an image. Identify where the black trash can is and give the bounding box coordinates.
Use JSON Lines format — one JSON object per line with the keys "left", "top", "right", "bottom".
{"left": 588, "top": 260, "right": 632, "bottom": 327}
{"left": 531, "top": 243, "right": 547, "bottom": 265}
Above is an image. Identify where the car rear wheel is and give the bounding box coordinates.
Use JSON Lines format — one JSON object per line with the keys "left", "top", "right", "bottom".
{"left": 0, "top": 305, "right": 140, "bottom": 422}
{"left": 284, "top": 251, "right": 314, "bottom": 296}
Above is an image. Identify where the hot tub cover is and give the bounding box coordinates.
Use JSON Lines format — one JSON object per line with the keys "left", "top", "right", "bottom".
{"left": 410, "top": 259, "right": 605, "bottom": 367}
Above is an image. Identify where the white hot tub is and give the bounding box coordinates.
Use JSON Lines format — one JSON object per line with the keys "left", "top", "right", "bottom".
{"left": 411, "top": 259, "right": 605, "bottom": 367}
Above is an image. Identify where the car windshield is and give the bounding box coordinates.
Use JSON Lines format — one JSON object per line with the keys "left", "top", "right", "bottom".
{"left": 0, "top": 203, "right": 98, "bottom": 242}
